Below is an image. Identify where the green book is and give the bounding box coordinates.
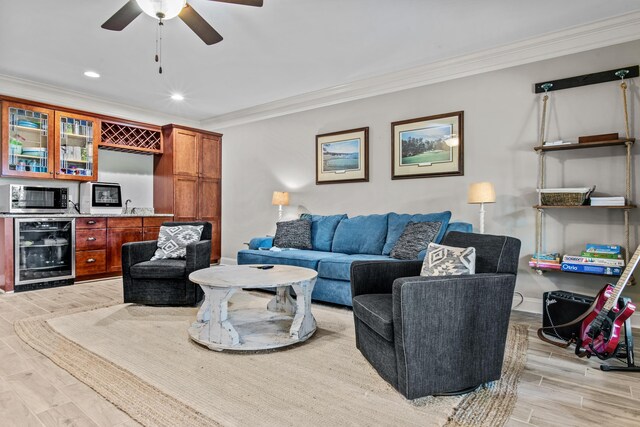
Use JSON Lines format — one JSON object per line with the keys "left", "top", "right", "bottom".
{"left": 580, "top": 251, "right": 623, "bottom": 260}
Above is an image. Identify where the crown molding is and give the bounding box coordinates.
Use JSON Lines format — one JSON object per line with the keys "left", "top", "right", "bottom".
{"left": 201, "top": 10, "right": 640, "bottom": 130}
{"left": 0, "top": 73, "right": 200, "bottom": 128}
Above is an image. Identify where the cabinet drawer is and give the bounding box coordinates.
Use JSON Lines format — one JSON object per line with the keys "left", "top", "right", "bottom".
{"left": 143, "top": 216, "right": 173, "bottom": 228}
{"left": 76, "top": 229, "right": 106, "bottom": 251}
{"left": 76, "top": 217, "right": 106, "bottom": 229}
{"left": 108, "top": 217, "right": 142, "bottom": 228}
{"left": 76, "top": 250, "right": 107, "bottom": 276}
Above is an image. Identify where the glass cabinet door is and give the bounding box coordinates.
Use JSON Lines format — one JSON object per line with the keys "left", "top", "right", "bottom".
{"left": 55, "top": 111, "right": 99, "bottom": 181}
{"left": 2, "top": 102, "right": 55, "bottom": 178}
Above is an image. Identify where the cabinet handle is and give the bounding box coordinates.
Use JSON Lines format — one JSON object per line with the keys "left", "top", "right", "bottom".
{"left": 87, "top": 220, "right": 96, "bottom": 225}
{"left": 87, "top": 237, "right": 96, "bottom": 241}
{"left": 86, "top": 258, "right": 96, "bottom": 263}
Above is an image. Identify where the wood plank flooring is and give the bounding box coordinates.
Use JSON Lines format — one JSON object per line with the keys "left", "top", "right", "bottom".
{"left": 0, "top": 280, "right": 638, "bottom": 426}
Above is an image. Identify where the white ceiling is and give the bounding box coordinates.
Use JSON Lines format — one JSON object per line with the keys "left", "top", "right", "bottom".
{"left": 1, "top": 0, "right": 640, "bottom": 123}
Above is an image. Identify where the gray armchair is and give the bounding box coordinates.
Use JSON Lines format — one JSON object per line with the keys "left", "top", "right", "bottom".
{"left": 122, "top": 221, "right": 212, "bottom": 306}
{"left": 350, "top": 231, "right": 521, "bottom": 399}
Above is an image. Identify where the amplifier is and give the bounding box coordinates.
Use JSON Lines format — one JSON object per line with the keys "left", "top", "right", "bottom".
{"left": 542, "top": 291, "right": 594, "bottom": 340}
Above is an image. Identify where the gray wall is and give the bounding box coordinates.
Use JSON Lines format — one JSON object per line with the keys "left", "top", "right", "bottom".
{"left": 218, "top": 40, "right": 640, "bottom": 320}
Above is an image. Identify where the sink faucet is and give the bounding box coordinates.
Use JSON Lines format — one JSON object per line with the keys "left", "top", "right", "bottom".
{"left": 125, "top": 199, "right": 132, "bottom": 213}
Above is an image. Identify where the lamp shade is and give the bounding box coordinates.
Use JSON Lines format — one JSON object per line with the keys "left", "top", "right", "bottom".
{"left": 468, "top": 182, "right": 496, "bottom": 204}
{"left": 272, "top": 191, "right": 290, "bottom": 206}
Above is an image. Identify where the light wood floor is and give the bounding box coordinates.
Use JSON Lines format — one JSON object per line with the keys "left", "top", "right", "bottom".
{"left": 0, "top": 280, "right": 638, "bottom": 427}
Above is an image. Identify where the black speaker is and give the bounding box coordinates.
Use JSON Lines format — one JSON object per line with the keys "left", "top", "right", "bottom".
{"left": 542, "top": 291, "right": 594, "bottom": 340}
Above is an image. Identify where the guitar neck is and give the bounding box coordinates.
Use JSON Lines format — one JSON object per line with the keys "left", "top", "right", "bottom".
{"left": 603, "top": 247, "right": 640, "bottom": 311}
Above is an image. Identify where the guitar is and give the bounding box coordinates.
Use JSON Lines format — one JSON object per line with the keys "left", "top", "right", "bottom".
{"left": 577, "top": 246, "right": 640, "bottom": 359}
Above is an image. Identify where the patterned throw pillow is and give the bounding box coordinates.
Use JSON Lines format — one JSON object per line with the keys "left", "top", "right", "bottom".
{"left": 420, "top": 242, "right": 476, "bottom": 276}
{"left": 150, "top": 225, "right": 204, "bottom": 261}
{"left": 390, "top": 221, "right": 442, "bottom": 260}
{"left": 274, "top": 219, "right": 312, "bottom": 249}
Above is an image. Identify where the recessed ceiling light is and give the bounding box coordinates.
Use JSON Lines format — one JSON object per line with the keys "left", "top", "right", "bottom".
{"left": 83, "top": 71, "right": 100, "bottom": 78}
{"left": 171, "top": 93, "right": 185, "bottom": 101}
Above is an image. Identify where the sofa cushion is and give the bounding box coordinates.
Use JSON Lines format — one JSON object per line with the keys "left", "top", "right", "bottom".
{"left": 332, "top": 214, "right": 389, "bottom": 255}
{"left": 237, "top": 249, "right": 345, "bottom": 270}
{"left": 274, "top": 219, "right": 312, "bottom": 249}
{"left": 352, "top": 294, "right": 394, "bottom": 342}
{"left": 317, "top": 254, "right": 399, "bottom": 281}
{"left": 382, "top": 211, "right": 452, "bottom": 255}
{"left": 130, "top": 259, "right": 187, "bottom": 279}
{"left": 390, "top": 221, "right": 442, "bottom": 260}
{"left": 301, "top": 213, "right": 347, "bottom": 252}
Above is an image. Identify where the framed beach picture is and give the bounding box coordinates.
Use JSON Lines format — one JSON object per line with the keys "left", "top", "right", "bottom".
{"left": 391, "top": 111, "right": 464, "bottom": 179}
{"left": 316, "top": 127, "right": 369, "bottom": 184}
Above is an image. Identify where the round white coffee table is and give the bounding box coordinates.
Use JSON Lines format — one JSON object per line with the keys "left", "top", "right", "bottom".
{"left": 188, "top": 265, "right": 318, "bottom": 351}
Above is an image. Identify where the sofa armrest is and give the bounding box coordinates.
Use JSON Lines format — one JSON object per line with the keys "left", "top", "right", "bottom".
{"left": 391, "top": 273, "right": 516, "bottom": 398}
{"left": 186, "top": 240, "right": 212, "bottom": 273}
{"left": 248, "top": 237, "right": 274, "bottom": 250}
{"left": 122, "top": 240, "right": 158, "bottom": 273}
{"left": 350, "top": 260, "right": 423, "bottom": 298}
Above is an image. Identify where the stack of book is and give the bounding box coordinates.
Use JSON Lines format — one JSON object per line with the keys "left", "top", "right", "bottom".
{"left": 529, "top": 252, "right": 561, "bottom": 270}
{"left": 560, "top": 244, "right": 624, "bottom": 276}
{"left": 590, "top": 196, "right": 625, "bottom": 206}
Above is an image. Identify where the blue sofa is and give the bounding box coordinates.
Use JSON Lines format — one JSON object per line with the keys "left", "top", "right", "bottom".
{"left": 237, "top": 211, "right": 472, "bottom": 306}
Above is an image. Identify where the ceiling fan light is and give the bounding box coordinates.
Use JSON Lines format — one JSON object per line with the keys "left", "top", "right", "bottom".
{"left": 136, "top": 0, "right": 186, "bottom": 20}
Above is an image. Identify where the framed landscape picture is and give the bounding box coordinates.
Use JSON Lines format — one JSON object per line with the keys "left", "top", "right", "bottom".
{"left": 316, "top": 127, "right": 369, "bottom": 184}
{"left": 391, "top": 111, "right": 464, "bottom": 179}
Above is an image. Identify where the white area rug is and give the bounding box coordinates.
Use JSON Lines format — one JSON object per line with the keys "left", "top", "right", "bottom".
{"left": 16, "top": 292, "right": 527, "bottom": 426}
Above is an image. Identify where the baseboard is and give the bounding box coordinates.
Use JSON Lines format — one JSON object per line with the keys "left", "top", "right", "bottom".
{"left": 220, "top": 257, "right": 237, "bottom": 266}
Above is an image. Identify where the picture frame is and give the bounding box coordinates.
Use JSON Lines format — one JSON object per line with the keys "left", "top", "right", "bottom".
{"left": 316, "top": 127, "right": 369, "bottom": 184}
{"left": 391, "top": 111, "right": 464, "bottom": 179}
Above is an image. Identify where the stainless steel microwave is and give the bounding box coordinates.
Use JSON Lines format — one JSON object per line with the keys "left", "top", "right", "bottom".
{"left": 0, "top": 185, "right": 69, "bottom": 214}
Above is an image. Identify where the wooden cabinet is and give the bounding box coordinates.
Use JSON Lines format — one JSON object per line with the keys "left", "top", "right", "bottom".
{"left": 174, "top": 128, "right": 199, "bottom": 176}
{"left": 76, "top": 250, "right": 107, "bottom": 276}
{"left": 54, "top": 110, "right": 99, "bottom": 181}
{"left": 1, "top": 101, "right": 55, "bottom": 179}
{"left": 107, "top": 228, "right": 143, "bottom": 273}
{"left": 155, "top": 125, "right": 222, "bottom": 263}
{"left": 1, "top": 101, "right": 100, "bottom": 181}
{"left": 199, "top": 134, "right": 221, "bottom": 179}
{"left": 174, "top": 176, "right": 199, "bottom": 220}
{"left": 75, "top": 215, "right": 173, "bottom": 280}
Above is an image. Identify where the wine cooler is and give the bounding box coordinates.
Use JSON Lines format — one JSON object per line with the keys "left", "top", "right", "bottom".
{"left": 14, "top": 218, "right": 75, "bottom": 291}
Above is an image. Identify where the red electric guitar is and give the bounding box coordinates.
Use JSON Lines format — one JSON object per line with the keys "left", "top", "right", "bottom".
{"left": 577, "top": 246, "right": 640, "bottom": 360}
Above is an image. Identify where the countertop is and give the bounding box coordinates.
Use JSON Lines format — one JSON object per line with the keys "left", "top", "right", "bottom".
{"left": 0, "top": 213, "right": 173, "bottom": 218}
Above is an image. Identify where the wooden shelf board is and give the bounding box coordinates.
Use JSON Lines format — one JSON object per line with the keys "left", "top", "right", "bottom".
{"left": 531, "top": 267, "right": 622, "bottom": 278}
{"left": 533, "top": 138, "right": 634, "bottom": 152}
{"left": 533, "top": 205, "right": 636, "bottom": 209}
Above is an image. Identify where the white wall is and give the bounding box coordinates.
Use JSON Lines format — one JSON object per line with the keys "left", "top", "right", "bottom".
{"left": 217, "top": 40, "right": 640, "bottom": 321}
{"left": 98, "top": 150, "right": 154, "bottom": 208}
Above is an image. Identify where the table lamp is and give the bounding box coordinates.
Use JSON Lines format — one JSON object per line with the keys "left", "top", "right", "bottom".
{"left": 272, "top": 191, "right": 289, "bottom": 221}
{"left": 467, "top": 182, "right": 496, "bottom": 234}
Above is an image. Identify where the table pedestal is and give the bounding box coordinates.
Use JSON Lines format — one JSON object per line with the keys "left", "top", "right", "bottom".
{"left": 189, "top": 278, "right": 317, "bottom": 351}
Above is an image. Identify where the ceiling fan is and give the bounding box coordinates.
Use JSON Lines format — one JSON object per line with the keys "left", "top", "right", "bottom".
{"left": 102, "top": 0, "right": 263, "bottom": 45}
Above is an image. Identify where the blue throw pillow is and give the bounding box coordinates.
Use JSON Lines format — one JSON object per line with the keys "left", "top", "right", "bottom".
{"left": 382, "top": 211, "right": 452, "bottom": 255}
{"left": 300, "top": 213, "right": 347, "bottom": 252}
{"left": 331, "top": 214, "right": 389, "bottom": 255}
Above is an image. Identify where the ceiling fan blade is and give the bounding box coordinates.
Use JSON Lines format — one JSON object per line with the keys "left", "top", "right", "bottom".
{"left": 179, "top": 5, "right": 223, "bottom": 45}
{"left": 208, "top": 0, "right": 263, "bottom": 6}
{"left": 101, "top": 0, "right": 143, "bottom": 31}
